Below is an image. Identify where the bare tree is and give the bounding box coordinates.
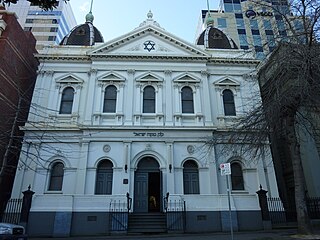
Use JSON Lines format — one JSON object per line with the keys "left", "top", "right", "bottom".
{"left": 260, "top": 43, "right": 319, "bottom": 234}
{"left": 0, "top": 0, "right": 70, "bottom": 10}
{"left": 207, "top": 0, "right": 320, "bottom": 234}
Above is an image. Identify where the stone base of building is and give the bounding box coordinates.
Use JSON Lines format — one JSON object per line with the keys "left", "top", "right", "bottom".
{"left": 27, "top": 210, "right": 263, "bottom": 237}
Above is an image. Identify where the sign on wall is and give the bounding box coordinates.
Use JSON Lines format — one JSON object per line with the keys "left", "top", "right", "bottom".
{"left": 245, "top": 10, "right": 273, "bottom": 19}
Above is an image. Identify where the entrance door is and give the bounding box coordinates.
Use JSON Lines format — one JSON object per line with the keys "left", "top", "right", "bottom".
{"left": 134, "top": 172, "right": 148, "bottom": 212}
{"left": 134, "top": 157, "right": 161, "bottom": 213}
{"left": 148, "top": 172, "right": 160, "bottom": 212}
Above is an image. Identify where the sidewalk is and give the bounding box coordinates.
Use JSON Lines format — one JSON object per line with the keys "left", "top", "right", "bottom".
{"left": 29, "top": 229, "right": 320, "bottom": 240}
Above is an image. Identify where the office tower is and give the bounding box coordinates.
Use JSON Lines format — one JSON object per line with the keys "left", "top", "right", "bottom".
{"left": 197, "top": 0, "right": 298, "bottom": 58}
{"left": 7, "top": 0, "right": 76, "bottom": 51}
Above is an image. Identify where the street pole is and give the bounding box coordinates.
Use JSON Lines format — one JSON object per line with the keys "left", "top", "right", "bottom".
{"left": 226, "top": 175, "right": 234, "bottom": 240}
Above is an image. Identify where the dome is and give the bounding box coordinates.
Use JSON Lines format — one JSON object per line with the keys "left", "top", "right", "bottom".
{"left": 197, "top": 26, "right": 238, "bottom": 50}
{"left": 60, "top": 13, "right": 104, "bottom": 46}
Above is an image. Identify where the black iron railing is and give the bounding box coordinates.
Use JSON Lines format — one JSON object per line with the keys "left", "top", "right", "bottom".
{"left": 109, "top": 194, "right": 130, "bottom": 232}
{"left": 163, "top": 193, "right": 186, "bottom": 232}
{"left": 2, "top": 199, "right": 23, "bottom": 224}
{"left": 267, "top": 197, "right": 320, "bottom": 226}
{"left": 126, "top": 192, "right": 132, "bottom": 213}
{"left": 307, "top": 197, "right": 320, "bottom": 219}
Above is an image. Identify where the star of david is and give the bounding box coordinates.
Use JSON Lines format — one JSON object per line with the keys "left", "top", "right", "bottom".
{"left": 143, "top": 41, "right": 156, "bottom": 52}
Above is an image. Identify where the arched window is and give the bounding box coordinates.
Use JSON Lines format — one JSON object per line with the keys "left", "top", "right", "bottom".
{"left": 181, "top": 86, "right": 194, "bottom": 113}
{"left": 231, "top": 162, "right": 244, "bottom": 190}
{"left": 95, "top": 160, "right": 113, "bottom": 195}
{"left": 103, "top": 85, "right": 117, "bottom": 113}
{"left": 59, "top": 87, "right": 74, "bottom": 114}
{"left": 143, "top": 86, "right": 155, "bottom": 113}
{"left": 223, "top": 89, "right": 236, "bottom": 116}
{"left": 183, "top": 160, "right": 200, "bottom": 194}
{"left": 48, "top": 162, "right": 64, "bottom": 191}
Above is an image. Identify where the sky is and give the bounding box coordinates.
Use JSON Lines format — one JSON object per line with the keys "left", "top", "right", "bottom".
{"left": 69, "top": 0, "right": 220, "bottom": 44}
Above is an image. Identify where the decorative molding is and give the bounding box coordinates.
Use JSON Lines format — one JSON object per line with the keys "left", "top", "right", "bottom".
{"left": 164, "top": 70, "right": 172, "bottom": 76}
{"left": 127, "top": 44, "right": 141, "bottom": 51}
{"left": 201, "top": 70, "right": 210, "bottom": 77}
{"left": 158, "top": 44, "right": 171, "bottom": 52}
{"left": 103, "top": 144, "right": 111, "bottom": 153}
{"left": 136, "top": 72, "right": 164, "bottom": 82}
{"left": 187, "top": 145, "right": 195, "bottom": 154}
{"left": 127, "top": 69, "right": 136, "bottom": 75}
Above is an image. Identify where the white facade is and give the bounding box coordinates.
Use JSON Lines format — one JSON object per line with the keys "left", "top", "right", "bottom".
{"left": 12, "top": 13, "right": 278, "bottom": 236}
{"left": 7, "top": 0, "right": 76, "bottom": 51}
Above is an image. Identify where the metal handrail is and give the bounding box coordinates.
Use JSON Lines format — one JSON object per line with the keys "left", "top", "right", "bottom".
{"left": 163, "top": 192, "right": 169, "bottom": 212}
{"left": 126, "top": 192, "right": 132, "bottom": 213}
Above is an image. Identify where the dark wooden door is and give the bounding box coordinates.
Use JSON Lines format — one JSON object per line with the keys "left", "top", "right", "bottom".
{"left": 134, "top": 172, "right": 148, "bottom": 212}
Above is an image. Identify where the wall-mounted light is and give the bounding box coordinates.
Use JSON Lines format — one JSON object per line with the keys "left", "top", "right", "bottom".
{"left": 169, "top": 164, "right": 172, "bottom": 173}
{"left": 124, "top": 164, "right": 128, "bottom": 173}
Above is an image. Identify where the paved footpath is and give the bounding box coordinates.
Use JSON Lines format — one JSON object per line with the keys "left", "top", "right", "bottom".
{"left": 29, "top": 229, "right": 320, "bottom": 240}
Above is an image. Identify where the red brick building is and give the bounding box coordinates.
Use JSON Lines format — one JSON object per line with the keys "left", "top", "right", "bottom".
{"left": 0, "top": 6, "right": 38, "bottom": 219}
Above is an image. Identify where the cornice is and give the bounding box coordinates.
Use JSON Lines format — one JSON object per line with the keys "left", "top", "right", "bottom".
{"left": 91, "top": 54, "right": 209, "bottom": 62}
{"left": 208, "top": 58, "right": 260, "bottom": 65}
{"left": 35, "top": 54, "right": 90, "bottom": 61}
{"left": 34, "top": 53, "right": 259, "bottom": 66}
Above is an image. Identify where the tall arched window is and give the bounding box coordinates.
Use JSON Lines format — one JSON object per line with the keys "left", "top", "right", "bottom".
{"left": 95, "top": 160, "right": 113, "bottom": 195}
{"left": 48, "top": 162, "right": 64, "bottom": 191}
{"left": 223, "top": 89, "right": 236, "bottom": 116}
{"left": 183, "top": 160, "right": 200, "bottom": 194}
{"left": 231, "top": 162, "right": 244, "bottom": 190}
{"left": 59, "top": 87, "right": 74, "bottom": 114}
{"left": 181, "top": 86, "right": 194, "bottom": 113}
{"left": 143, "top": 86, "right": 155, "bottom": 113}
{"left": 103, "top": 85, "right": 117, "bottom": 113}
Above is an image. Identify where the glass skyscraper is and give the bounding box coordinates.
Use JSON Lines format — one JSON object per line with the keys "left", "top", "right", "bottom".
{"left": 7, "top": 0, "right": 76, "bottom": 51}
{"left": 197, "top": 0, "right": 297, "bottom": 58}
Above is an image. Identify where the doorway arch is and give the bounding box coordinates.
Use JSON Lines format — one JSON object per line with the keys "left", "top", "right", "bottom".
{"left": 134, "top": 156, "right": 162, "bottom": 213}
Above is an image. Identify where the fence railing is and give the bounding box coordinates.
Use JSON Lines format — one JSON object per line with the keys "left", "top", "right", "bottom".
{"left": 2, "top": 198, "right": 23, "bottom": 224}
{"left": 267, "top": 197, "right": 320, "bottom": 226}
{"left": 307, "top": 197, "right": 320, "bottom": 219}
{"left": 164, "top": 193, "right": 186, "bottom": 232}
{"left": 108, "top": 194, "right": 131, "bottom": 232}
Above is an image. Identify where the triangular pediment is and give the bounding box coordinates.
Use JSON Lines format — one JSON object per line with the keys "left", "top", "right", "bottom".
{"left": 55, "top": 73, "right": 83, "bottom": 84}
{"left": 88, "top": 25, "right": 209, "bottom": 58}
{"left": 173, "top": 73, "right": 200, "bottom": 83}
{"left": 136, "top": 72, "right": 163, "bottom": 82}
{"left": 214, "top": 77, "right": 240, "bottom": 86}
{"left": 97, "top": 72, "right": 125, "bottom": 82}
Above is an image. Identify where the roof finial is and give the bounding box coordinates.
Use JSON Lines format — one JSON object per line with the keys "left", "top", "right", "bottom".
{"left": 147, "top": 10, "right": 153, "bottom": 19}
{"left": 90, "top": 0, "right": 94, "bottom": 13}
{"left": 206, "top": 0, "right": 214, "bottom": 27}
{"left": 85, "top": 0, "right": 94, "bottom": 23}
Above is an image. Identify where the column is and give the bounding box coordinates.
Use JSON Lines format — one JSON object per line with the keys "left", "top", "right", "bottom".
{"left": 156, "top": 83, "right": 163, "bottom": 114}
{"left": 135, "top": 83, "right": 142, "bottom": 113}
{"left": 125, "top": 69, "right": 135, "bottom": 125}
{"left": 72, "top": 84, "right": 82, "bottom": 115}
{"left": 166, "top": 142, "right": 175, "bottom": 193}
{"left": 84, "top": 69, "right": 97, "bottom": 123}
{"left": 117, "top": 82, "right": 125, "bottom": 113}
{"left": 46, "top": 71, "right": 58, "bottom": 115}
{"left": 174, "top": 84, "right": 181, "bottom": 126}
{"left": 94, "top": 84, "right": 103, "bottom": 114}
{"left": 164, "top": 70, "right": 173, "bottom": 126}
{"left": 201, "top": 71, "right": 213, "bottom": 126}
{"left": 194, "top": 84, "right": 202, "bottom": 114}
{"left": 75, "top": 141, "right": 89, "bottom": 194}
{"left": 174, "top": 84, "right": 181, "bottom": 113}
{"left": 123, "top": 142, "right": 131, "bottom": 194}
